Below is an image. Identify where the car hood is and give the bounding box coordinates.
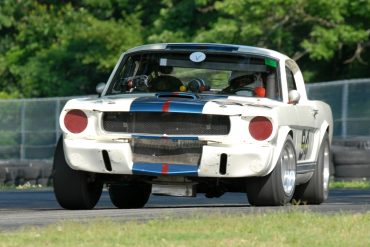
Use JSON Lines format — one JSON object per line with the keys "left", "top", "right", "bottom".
{"left": 63, "top": 93, "right": 281, "bottom": 116}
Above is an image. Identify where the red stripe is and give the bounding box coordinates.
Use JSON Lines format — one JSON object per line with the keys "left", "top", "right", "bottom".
{"left": 161, "top": 163, "right": 169, "bottom": 175}
{"left": 162, "top": 100, "right": 171, "bottom": 112}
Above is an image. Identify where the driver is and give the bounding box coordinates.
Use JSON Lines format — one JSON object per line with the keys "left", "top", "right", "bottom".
{"left": 230, "top": 71, "right": 254, "bottom": 88}
{"left": 149, "top": 65, "right": 183, "bottom": 92}
{"left": 222, "top": 71, "right": 266, "bottom": 97}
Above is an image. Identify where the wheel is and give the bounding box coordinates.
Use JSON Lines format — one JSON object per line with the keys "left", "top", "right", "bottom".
{"left": 109, "top": 182, "right": 152, "bottom": 209}
{"left": 53, "top": 137, "right": 103, "bottom": 210}
{"left": 247, "top": 135, "right": 296, "bottom": 206}
{"left": 292, "top": 133, "right": 330, "bottom": 204}
{"left": 0, "top": 167, "right": 6, "bottom": 184}
{"left": 333, "top": 148, "right": 370, "bottom": 165}
{"left": 335, "top": 164, "right": 370, "bottom": 178}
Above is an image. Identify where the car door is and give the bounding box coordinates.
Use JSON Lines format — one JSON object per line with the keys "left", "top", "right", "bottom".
{"left": 286, "top": 66, "right": 317, "bottom": 164}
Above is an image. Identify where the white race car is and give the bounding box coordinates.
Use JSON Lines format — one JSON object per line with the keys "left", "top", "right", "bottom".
{"left": 53, "top": 43, "right": 333, "bottom": 209}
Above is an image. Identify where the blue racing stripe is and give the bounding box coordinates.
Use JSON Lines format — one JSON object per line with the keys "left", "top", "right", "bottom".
{"left": 130, "top": 97, "right": 164, "bottom": 112}
{"left": 132, "top": 163, "right": 198, "bottom": 176}
{"left": 130, "top": 96, "right": 207, "bottom": 113}
{"left": 168, "top": 101, "right": 204, "bottom": 113}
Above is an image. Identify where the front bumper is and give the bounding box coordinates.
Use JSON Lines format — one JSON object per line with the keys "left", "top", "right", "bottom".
{"left": 63, "top": 138, "right": 275, "bottom": 178}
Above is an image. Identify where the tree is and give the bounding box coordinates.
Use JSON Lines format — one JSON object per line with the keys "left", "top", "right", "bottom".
{"left": 0, "top": 0, "right": 369, "bottom": 98}
{"left": 0, "top": 1, "right": 143, "bottom": 97}
{"left": 149, "top": 0, "right": 370, "bottom": 82}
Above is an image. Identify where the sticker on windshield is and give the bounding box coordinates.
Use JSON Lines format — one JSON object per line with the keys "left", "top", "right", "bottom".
{"left": 190, "top": 52, "right": 206, "bottom": 63}
{"left": 265, "top": 58, "right": 277, "bottom": 68}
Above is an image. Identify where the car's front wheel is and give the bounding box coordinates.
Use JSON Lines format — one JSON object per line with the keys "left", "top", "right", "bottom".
{"left": 109, "top": 182, "right": 152, "bottom": 209}
{"left": 53, "top": 137, "right": 103, "bottom": 210}
{"left": 247, "top": 135, "right": 296, "bottom": 206}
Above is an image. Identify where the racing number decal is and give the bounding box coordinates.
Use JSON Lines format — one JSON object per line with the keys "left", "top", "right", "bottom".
{"left": 298, "top": 129, "right": 310, "bottom": 160}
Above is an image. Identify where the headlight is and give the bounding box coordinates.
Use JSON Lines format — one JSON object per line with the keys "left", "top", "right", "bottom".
{"left": 249, "top": 116, "right": 273, "bottom": 141}
{"left": 64, "top": 109, "right": 88, "bottom": 134}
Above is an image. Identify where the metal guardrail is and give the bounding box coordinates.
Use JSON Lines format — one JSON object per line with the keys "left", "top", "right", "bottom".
{"left": 0, "top": 97, "right": 70, "bottom": 160}
{"left": 306, "top": 78, "right": 370, "bottom": 138}
{"left": 0, "top": 78, "right": 369, "bottom": 161}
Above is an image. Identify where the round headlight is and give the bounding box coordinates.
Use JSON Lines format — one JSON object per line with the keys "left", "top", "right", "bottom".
{"left": 249, "top": 116, "right": 273, "bottom": 141}
{"left": 64, "top": 109, "right": 88, "bottom": 134}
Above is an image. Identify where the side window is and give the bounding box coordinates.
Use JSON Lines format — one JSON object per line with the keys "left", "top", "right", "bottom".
{"left": 286, "top": 67, "right": 296, "bottom": 91}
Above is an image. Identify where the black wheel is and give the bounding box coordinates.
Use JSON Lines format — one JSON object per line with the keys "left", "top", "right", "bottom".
{"left": 53, "top": 137, "right": 103, "bottom": 210}
{"left": 335, "top": 164, "right": 370, "bottom": 178}
{"left": 247, "top": 136, "right": 296, "bottom": 206}
{"left": 0, "top": 167, "right": 6, "bottom": 184}
{"left": 109, "top": 182, "right": 152, "bottom": 209}
{"left": 333, "top": 148, "right": 370, "bottom": 165}
{"left": 292, "top": 133, "right": 330, "bottom": 204}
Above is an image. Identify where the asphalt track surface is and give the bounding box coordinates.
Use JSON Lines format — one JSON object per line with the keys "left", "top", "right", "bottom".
{"left": 0, "top": 189, "right": 369, "bottom": 229}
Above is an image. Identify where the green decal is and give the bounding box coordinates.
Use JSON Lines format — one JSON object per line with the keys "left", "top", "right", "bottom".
{"left": 265, "top": 58, "right": 277, "bottom": 68}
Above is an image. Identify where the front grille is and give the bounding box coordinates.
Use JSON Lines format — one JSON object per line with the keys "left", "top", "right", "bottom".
{"left": 102, "top": 112, "right": 230, "bottom": 135}
{"left": 131, "top": 138, "right": 205, "bottom": 164}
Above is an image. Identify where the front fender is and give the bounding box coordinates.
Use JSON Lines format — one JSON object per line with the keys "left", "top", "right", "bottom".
{"left": 267, "top": 126, "right": 293, "bottom": 175}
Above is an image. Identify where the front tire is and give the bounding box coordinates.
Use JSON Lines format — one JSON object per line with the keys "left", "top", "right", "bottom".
{"left": 292, "top": 133, "right": 330, "bottom": 204}
{"left": 53, "top": 137, "right": 103, "bottom": 210}
{"left": 109, "top": 182, "right": 152, "bottom": 209}
{"left": 247, "top": 136, "right": 296, "bottom": 206}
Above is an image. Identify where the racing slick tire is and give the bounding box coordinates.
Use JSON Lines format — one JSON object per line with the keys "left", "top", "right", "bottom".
{"left": 53, "top": 137, "right": 103, "bottom": 210}
{"left": 247, "top": 136, "right": 296, "bottom": 206}
{"left": 292, "top": 133, "right": 330, "bottom": 204}
{"left": 109, "top": 182, "right": 152, "bottom": 209}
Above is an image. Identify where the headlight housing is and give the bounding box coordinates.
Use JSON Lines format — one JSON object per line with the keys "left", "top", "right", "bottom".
{"left": 249, "top": 116, "right": 273, "bottom": 141}
{"left": 64, "top": 109, "right": 88, "bottom": 134}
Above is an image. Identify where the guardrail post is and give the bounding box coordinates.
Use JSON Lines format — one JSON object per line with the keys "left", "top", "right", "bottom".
{"left": 341, "top": 83, "right": 349, "bottom": 138}
{"left": 20, "top": 100, "right": 26, "bottom": 160}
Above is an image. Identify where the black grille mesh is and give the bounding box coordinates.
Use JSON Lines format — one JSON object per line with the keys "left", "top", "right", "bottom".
{"left": 102, "top": 112, "right": 230, "bottom": 135}
{"left": 131, "top": 139, "right": 205, "bottom": 164}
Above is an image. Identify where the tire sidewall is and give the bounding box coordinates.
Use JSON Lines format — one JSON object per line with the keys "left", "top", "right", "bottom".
{"left": 317, "top": 134, "right": 330, "bottom": 201}
{"left": 276, "top": 135, "right": 296, "bottom": 202}
{"left": 292, "top": 133, "right": 330, "bottom": 204}
{"left": 53, "top": 137, "right": 103, "bottom": 209}
{"left": 247, "top": 135, "right": 297, "bottom": 206}
{"left": 109, "top": 183, "right": 151, "bottom": 209}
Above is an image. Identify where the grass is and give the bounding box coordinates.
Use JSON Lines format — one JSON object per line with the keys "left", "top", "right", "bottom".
{"left": 0, "top": 181, "right": 369, "bottom": 246}
{"left": 329, "top": 180, "right": 370, "bottom": 189}
{"left": 0, "top": 184, "right": 15, "bottom": 190}
{"left": 0, "top": 211, "right": 369, "bottom": 247}
{"left": 0, "top": 182, "right": 44, "bottom": 191}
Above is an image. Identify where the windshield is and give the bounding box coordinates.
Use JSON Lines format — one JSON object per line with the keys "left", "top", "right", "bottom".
{"left": 105, "top": 51, "right": 280, "bottom": 99}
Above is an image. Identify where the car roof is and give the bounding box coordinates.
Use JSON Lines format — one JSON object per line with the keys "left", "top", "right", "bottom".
{"left": 125, "top": 43, "right": 290, "bottom": 61}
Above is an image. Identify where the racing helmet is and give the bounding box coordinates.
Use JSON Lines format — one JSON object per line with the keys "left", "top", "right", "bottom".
{"left": 228, "top": 71, "right": 255, "bottom": 87}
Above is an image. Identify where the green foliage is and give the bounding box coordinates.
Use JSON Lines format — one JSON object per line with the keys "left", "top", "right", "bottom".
{"left": 150, "top": 0, "right": 370, "bottom": 82}
{"left": 330, "top": 180, "right": 370, "bottom": 189}
{"left": 0, "top": 1, "right": 142, "bottom": 97}
{"left": 0, "top": 0, "right": 369, "bottom": 98}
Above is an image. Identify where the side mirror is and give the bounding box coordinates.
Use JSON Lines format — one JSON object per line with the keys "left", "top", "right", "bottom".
{"left": 96, "top": 82, "right": 106, "bottom": 95}
{"left": 288, "top": 90, "right": 300, "bottom": 104}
